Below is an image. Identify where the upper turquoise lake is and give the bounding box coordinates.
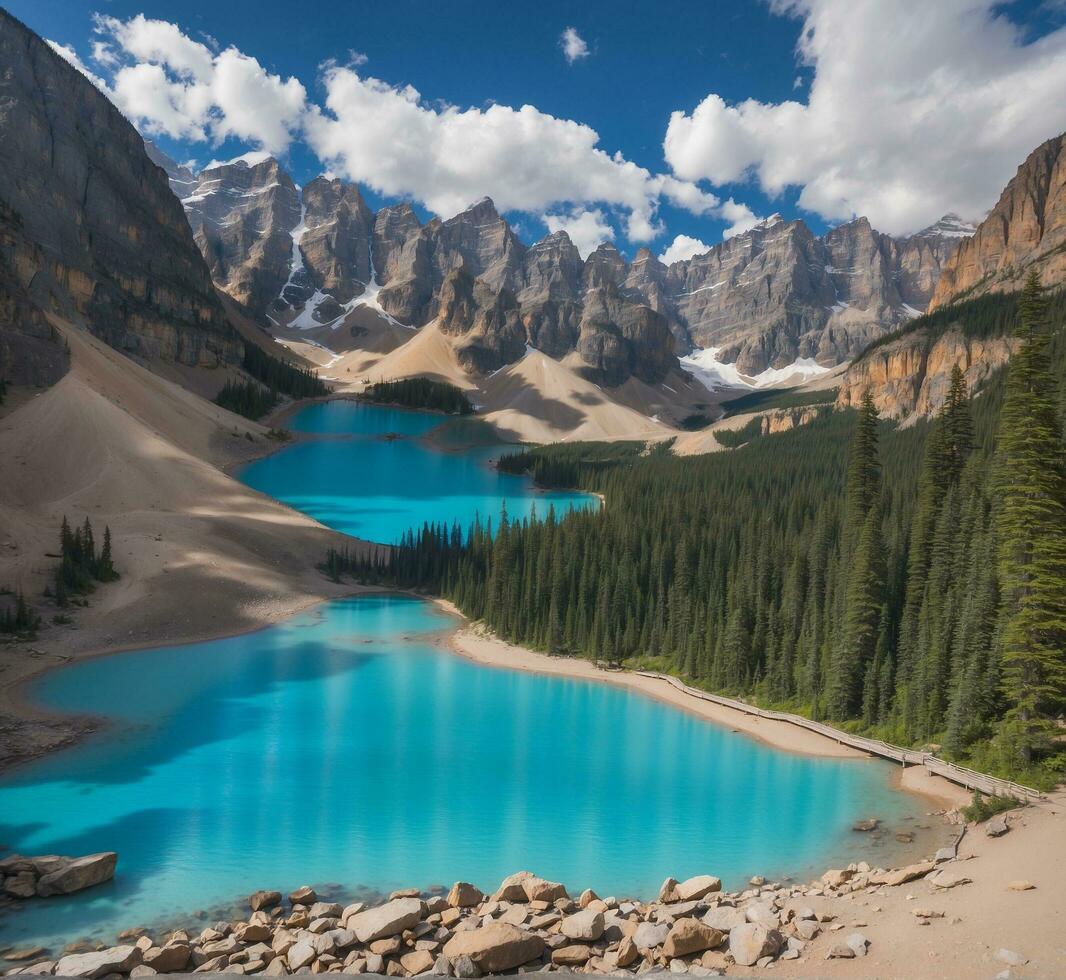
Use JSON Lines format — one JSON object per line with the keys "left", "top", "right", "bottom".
{"left": 0, "top": 401, "right": 938, "bottom": 950}
{"left": 237, "top": 400, "right": 596, "bottom": 544}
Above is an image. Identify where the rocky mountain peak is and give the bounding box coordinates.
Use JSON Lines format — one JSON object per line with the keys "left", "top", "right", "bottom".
{"left": 930, "top": 131, "right": 1066, "bottom": 309}
{"left": 915, "top": 213, "right": 978, "bottom": 240}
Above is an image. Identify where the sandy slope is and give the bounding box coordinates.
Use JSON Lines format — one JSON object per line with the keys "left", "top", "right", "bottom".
{"left": 0, "top": 320, "right": 361, "bottom": 770}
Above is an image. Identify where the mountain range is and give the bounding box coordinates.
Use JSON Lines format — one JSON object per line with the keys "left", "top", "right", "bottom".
{"left": 147, "top": 143, "right": 975, "bottom": 385}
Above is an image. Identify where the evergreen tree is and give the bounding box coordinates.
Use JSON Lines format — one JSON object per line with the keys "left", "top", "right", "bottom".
{"left": 994, "top": 272, "right": 1066, "bottom": 765}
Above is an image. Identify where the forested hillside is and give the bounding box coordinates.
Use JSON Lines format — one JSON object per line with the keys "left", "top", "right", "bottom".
{"left": 339, "top": 278, "right": 1066, "bottom": 786}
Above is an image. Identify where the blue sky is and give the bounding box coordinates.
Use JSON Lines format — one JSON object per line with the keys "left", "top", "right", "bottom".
{"left": 11, "top": 0, "right": 1066, "bottom": 259}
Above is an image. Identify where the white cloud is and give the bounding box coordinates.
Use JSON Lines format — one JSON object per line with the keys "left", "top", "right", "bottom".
{"left": 46, "top": 40, "right": 111, "bottom": 92}
{"left": 544, "top": 208, "right": 614, "bottom": 258}
{"left": 659, "top": 234, "right": 710, "bottom": 264}
{"left": 54, "top": 14, "right": 761, "bottom": 248}
{"left": 304, "top": 66, "right": 714, "bottom": 241}
{"left": 719, "top": 198, "right": 761, "bottom": 238}
{"left": 92, "top": 14, "right": 306, "bottom": 154}
{"left": 560, "top": 27, "right": 590, "bottom": 64}
{"left": 663, "top": 0, "right": 1066, "bottom": 235}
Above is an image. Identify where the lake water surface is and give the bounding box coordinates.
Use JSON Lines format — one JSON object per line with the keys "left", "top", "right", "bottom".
{"left": 0, "top": 402, "right": 939, "bottom": 950}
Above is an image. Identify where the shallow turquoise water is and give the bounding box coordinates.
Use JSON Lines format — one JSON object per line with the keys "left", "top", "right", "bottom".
{"left": 237, "top": 401, "right": 595, "bottom": 544}
{"left": 0, "top": 596, "right": 931, "bottom": 949}
{"left": 0, "top": 401, "right": 938, "bottom": 950}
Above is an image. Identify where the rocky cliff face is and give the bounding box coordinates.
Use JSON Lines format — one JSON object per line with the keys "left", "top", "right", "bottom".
{"left": 163, "top": 151, "right": 972, "bottom": 385}
{"left": 0, "top": 11, "right": 240, "bottom": 383}
{"left": 930, "top": 133, "right": 1066, "bottom": 309}
{"left": 835, "top": 325, "right": 1016, "bottom": 420}
{"left": 623, "top": 214, "right": 969, "bottom": 374}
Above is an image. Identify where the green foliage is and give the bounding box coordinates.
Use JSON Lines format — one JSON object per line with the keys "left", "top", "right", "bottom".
{"left": 720, "top": 386, "right": 838, "bottom": 417}
{"left": 679, "top": 413, "right": 713, "bottom": 431}
{"left": 242, "top": 343, "right": 326, "bottom": 399}
{"left": 215, "top": 378, "right": 278, "bottom": 420}
{"left": 52, "top": 516, "right": 119, "bottom": 607}
{"left": 993, "top": 273, "right": 1066, "bottom": 766}
{"left": 961, "top": 792, "right": 1022, "bottom": 823}
{"left": 362, "top": 378, "right": 474, "bottom": 415}
{"left": 496, "top": 442, "right": 644, "bottom": 488}
{"left": 0, "top": 589, "right": 40, "bottom": 638}
{"left": 714, "top": 417, "right": 763, "bottom": 449}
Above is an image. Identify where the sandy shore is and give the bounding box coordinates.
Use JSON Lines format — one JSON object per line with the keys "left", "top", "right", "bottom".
{"left": 447, "top": 622, "right": 971, "bottom": 809}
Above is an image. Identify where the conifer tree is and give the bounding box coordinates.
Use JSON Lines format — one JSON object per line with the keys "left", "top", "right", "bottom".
{"left": 993, "top": 272, "right": 1066, "bottom": 765}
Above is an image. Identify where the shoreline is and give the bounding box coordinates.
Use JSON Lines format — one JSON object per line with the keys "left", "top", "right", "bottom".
{"left": 445, "top": 620, "right": 971, "bottom": 811}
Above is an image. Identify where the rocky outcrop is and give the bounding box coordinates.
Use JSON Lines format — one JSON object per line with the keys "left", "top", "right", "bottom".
{"left": 181, "top": 157, "right": 301, "bottom": 316}
{"left": 930, "top": 133, "right": 1066, "bottom": 308}
{"left": 1, "top": 852, "right": 117, "bottom": 898}
{"left": 835, "top": 324, "right": 1015, "bottom": 420}
{"left": 0, "top": 10, "right": 240, "bottom": 377}
{"left": 632, "top": 214, "right": 969, "bottom": 374}
{"left": 299, "top": 177, "right": 375, "bottom": 304}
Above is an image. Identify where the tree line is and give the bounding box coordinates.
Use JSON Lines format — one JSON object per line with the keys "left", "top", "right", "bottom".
{"left": 216, "top": 343, "right": 328, "bottom": 420}
{"left": 333, "top": 275, "right": 1066, "bottom": 786}
{"left": 361, "top": 377, "right": 475, "bottom": 415}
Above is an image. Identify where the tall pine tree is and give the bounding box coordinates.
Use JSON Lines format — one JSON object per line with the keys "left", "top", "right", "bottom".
{"left": 994, "top": 271, "right": 1066, "bottom": 765}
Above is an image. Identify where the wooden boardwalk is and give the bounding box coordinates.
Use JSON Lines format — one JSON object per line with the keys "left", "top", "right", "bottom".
{"left": 634, "top": 670, "right": 1046, "bottom": 803}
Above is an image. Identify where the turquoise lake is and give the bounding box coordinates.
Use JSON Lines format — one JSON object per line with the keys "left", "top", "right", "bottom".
{"left": 0, "top": 402, "right": 939, "bottom": 950}
{"left": 237, "top": 401, "right": 596, "bottom": 544}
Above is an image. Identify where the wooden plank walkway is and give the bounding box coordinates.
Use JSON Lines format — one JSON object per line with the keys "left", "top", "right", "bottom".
{"left": 634, "top": 670, "right": 1046, "bottom": 802}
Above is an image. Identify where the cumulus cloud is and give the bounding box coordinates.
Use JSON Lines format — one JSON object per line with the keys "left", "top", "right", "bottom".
{"left": 719, "top": 198, "right": 761, "bottom": 238}
{"left": 560, "top": 28, "right": 589, "bottom": 64}
{"left": 659, "top": 234, "right": 710, "bottom": 264}
{"left": 91, "top": 14, "right": 306, "bottom": 153}
{"left": 544, "top": 208, "right": 614, "bottom": 257}
{"left": 51, "top": 14, "right": 760, "bottom": 247}
{"left": 304, "top": 66, "right": 713, "bottom": 241}
{"left": 663, "top": 0, "right": 1066, "bottom": 234}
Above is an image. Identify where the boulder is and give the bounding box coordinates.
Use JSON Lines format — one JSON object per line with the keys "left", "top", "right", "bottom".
{"left": 658, "top": 877, "right": 679, "bottom": 902}
{"left": 821, "top": 869, "right": 853, "bottom": 889}
{"left": 521, "top": 876, "right": 567, "bottom": 903}
{"left": 349, "top": 897, "right": 427, "bottom": 943}
{"left": 728, "top": 924, "right": 782, "bottom": 968}
{"left": 632, "top": 921, "right": 670, "bottom": 949}
{"left": 827, "top": 943, "right": 856, "bottom": 959}
{"left": 934, "top": 847, "right": 956, "bottom": 864}
{"left": 1008, "top": 880, "right": 1036, "bottom": 891}
{"left": 578, "top": 888, "right": 599, "bottom": 908}
{"left": 551, "top": 944, "right": 591, "bottom": 966}
{"left": 288, "top": 885, "right": 317, "bottom": 905}
{"left": 287, "top": 940, "right": 316, "bottom": 971}
{"left": 447, "top": 882, "right": 484, "bottom": 908}
{"left": 492, "top": 871, "right": 533, "bottom": 901}
{"left": 56, "top": 945, "right": 142, "bottom": 978}
{"left": 309, "top": 901, "right": 343, "bottom": 919}
{"left": 249, "top": 890, "right": 282, "bottom": 912}
{"left": 614, "top": 936, "right": 639, "bottom": 968}
{"left": 986, "top": 814, "right": 1010, "bottom": 837}
{"left": 401, "top": 950, "right": 436, "bottom": 975}
{"left": 36, "top": 852, "right": 117, "bottom": 897}
{"left": 663, "top": 919, "right": 724, "bottom": 958}
{"left": 443, "top": 923, "right": 544, "bottom": 973}
{"left": 674, "top": 875, "right": 721, "bottom": 901}
{"left": 845, "top": 932, "right": 869, "bottom": 957}
{"left": 143, "top": 943, "right": 191, "bottom": 972}
{"left": 559, "top": 909, "right": 604, "bottom": 942}
{"left": 884, "top": 861, "right": 935, "bottom": 886}
{"left": 450, "top": 954, "right": 481, "bottom": 978}
{"left": 702, "top": 906, "right": 746, "bottom": 932}
{"left": 794, "top": 919, "right": 820, "bottom": 940}
{"left": 744, "top": 903, "right": 780, "bottom": 927}
{"left": 852, "top": 818, "right": 879, "bottom": 832}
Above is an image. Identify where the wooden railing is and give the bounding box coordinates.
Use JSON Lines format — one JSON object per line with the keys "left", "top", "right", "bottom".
{"left": 633, "top": 670, "right": 1046, "bottom": 803}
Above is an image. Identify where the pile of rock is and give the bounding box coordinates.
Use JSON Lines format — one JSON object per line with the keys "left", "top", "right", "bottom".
{"left": 0, "top": 865, "right": 890, "bottom": 978}
{"left": 1, "top": 853, "right": 117, "bottom": 899}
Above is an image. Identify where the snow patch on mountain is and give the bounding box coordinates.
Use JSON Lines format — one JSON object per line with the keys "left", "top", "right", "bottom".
{"left": 681, "top": 347, "right": 834, "bottom": 392}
